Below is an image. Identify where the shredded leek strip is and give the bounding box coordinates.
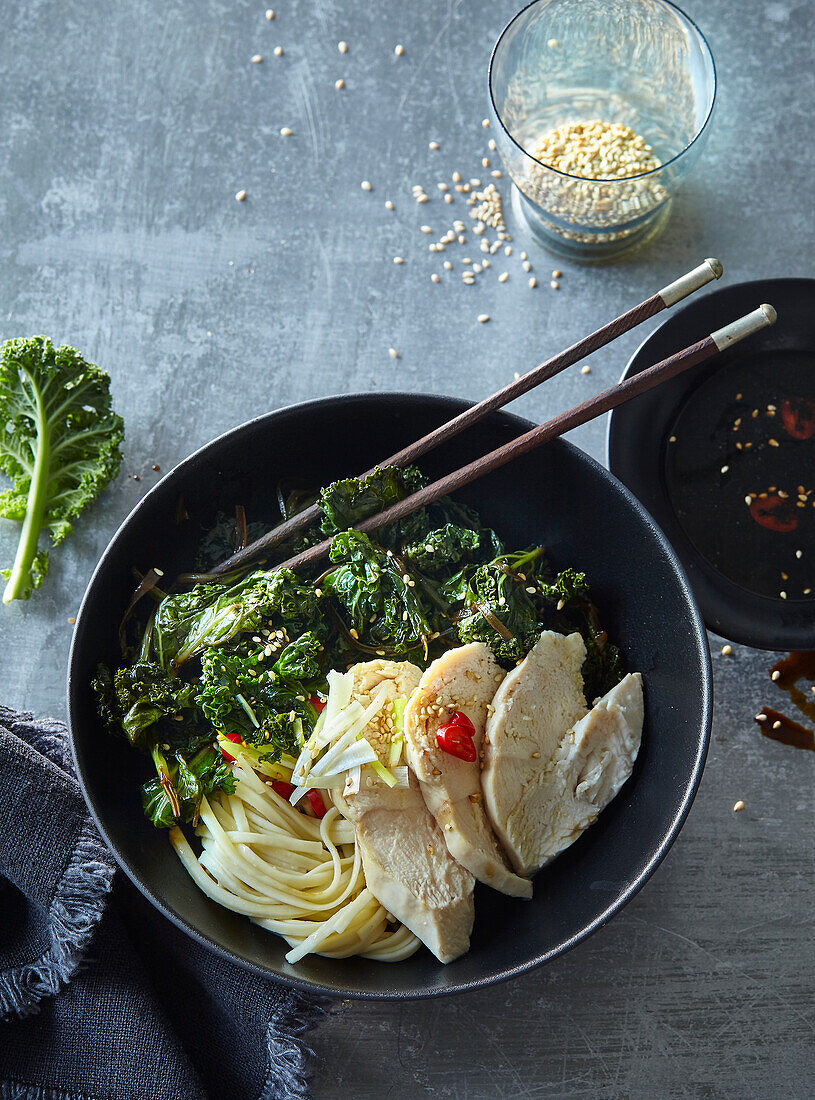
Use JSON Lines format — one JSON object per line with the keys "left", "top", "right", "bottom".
{"left": 170, "top": 762, "right": 421, "bottom": 964}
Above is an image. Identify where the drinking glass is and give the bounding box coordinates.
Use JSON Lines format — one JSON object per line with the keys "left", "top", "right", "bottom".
{"left": 489, "top": 0, "right": 716, "bottom": 262}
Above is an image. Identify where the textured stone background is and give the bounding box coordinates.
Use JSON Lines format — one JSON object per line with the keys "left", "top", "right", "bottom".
{"left": 0, "top": 0, "right": 812, "bottom": 1096}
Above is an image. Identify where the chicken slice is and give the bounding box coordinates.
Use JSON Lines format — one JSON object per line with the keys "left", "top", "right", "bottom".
{"left": 404, "top": 643, "right": 533, "bottom": 899}
{"left": 336, "top": 659, "right": 474, "bottom": 964}
{"left": 484, "top": 634, "right": 644, "bottom": 876}
{"left": 482, "top": 630, "right": 588, "bottom": 876}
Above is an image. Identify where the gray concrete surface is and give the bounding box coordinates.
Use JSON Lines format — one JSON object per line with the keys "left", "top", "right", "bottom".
{"left": 0, "top": 0, "right": 812, "bottom": 1096}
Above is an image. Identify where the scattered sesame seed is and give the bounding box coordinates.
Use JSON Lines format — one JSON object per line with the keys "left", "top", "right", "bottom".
{"left": 796, "top": 549, "right": 803, "bottom": 558}
{"left": 251, "top": 53, "right": 263, "bottom": 63}
{"left": 491, "top": 169, "right": 502, "bottom": 178}
{"left": 235, "top": 189, "right": 247, "bottom": 202}
{"left": 280, "top": 127, "right": 293, "bottom": 136}
{"left": 265, "top": 8, "right": 275, "bottom": 19}
{"left": 528, "top": 276, "right": 537, "bottom": 288}
{"left": 550, "top": 280, "right": 560, "bottom": 289}
{"left": 385, "top": 199, "right": 394, "bottom": 210}
{"left": 430, "top": 273, "right": 440, "bottom": 283}
{"left": 547, "top": 38, "right": 559, "bottom": 47}
{"left": 393, "top": 256, "right": 404, "bottom": 264}
{"left": 361, "top": 179, "right": 372, "bottom": 191}
{"left": 481, "top": 118, "right": 490, "bottom": 128}
{"left": 580, "top": 365, "right": 591, "bottom": 375}
{"left": 272, "top": 45, "right": 283, "bottom": 56}
{"left": 721, "top": 465, "right": 729, "bottom": 474}
{"left": 338, "top": 40, "right": 348, "bottom": 53}
{"left": 773, "top": 720, "right": 782, "bottom": 729}
{"left": 721, "top": 644, "right": 732, "bottom": 656}
{"left": 498, "top": 271, "right": 509, "bottom": 282}
{"left": 444, "top": 193, "right": 453, "bottom": 203}
{"left": 477, "top": 313, "right": 490, "bottom": 323}
{"left": 733, "top": 800, "right": 745, "bottom": 813}
{"left": 443, "top": 260, "right": 452, "bottom": 270}
{"left": 756, "top": 713, "right": 767, "bottom": 722}
{"left": 335, "top": 77, "right": 345, "bottom": 89}
{"left": 744, "top": 495, "right": 752, "bottom": 505}
{"left": 429, "top": 141, "right": 440, "bottom": 150}
{"left": 420, "top": 224, "right": 432, "bottom": 233}
{"left": 388, "top": 347, "right": 399, "bottom": 359}
{"left": 768, "top": 438, "right": 779, "bottom": 447}
{"left": 552, "top": 269, "right": 562, "bottom": 278}
{"left": 780, "top": 591, "right": 787, "bottom": 599}
{"left": 394, "top": 43, "right": 405, "bottom": 55}
{"left": 772, "top": 670, "right": 781, "bottom": 680}
{"left": 68, "top": 616, "right": 76, "bottom": 624}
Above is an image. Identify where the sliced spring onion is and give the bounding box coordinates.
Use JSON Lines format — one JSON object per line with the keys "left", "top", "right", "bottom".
{"left": 370, "top": 760, "right": 398, "bottom": 787}
{"left": 235, "top": 693, "right": 260, "bottom": 727}
{"left": 217, "top": 736, "right": 292, "bottom": 782}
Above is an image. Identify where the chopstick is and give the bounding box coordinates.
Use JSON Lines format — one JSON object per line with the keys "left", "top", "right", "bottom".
{"left": 214, "top": 258, "right": 723, "bottom": 575}
{"left": 277, "top": 303, "right": 776, "bottom": 574}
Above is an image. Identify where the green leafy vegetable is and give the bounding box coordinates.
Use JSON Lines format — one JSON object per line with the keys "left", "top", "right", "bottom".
{"left": 319, "top": 466, "right": 425, "bottom": 535}
{"left": 322, "top": 529, "right": 435, "bottom": 660}
{"left": 0, "top": 336, "right": 123, "bottom": 602}
{"left": 141, "top": 745, "right": 235, "bottom": 829}
{"left": 92, "top": 660, "right": 207, "bottom": 752}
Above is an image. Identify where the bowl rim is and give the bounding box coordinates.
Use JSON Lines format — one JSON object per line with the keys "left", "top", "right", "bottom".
{"left": 487, "top": 0, "right": 718, "bottom": 184}
{"left": 606, "top": 276, "right": 815, "bottom": 650}
{"left": 68, "top": 390, "right": 713, "bottom": 1000}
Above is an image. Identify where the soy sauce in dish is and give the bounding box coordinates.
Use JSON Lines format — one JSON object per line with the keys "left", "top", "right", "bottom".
{"left": 755, "top": 651, "right": 815, "bottom": 751}
{"left": 664, "top": 350, "right": 814, "bottom": 600}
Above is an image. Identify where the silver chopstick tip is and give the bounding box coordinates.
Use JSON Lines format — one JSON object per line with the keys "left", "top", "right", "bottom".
{"left": 711, "top": 303, "right": 777, "bottom": 351}
{"left": 659, "top": 258, "right": 724, "bottom": 307}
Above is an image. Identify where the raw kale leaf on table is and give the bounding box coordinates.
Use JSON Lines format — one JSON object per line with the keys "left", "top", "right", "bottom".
{"left": 0, "top": 336, "right": 123, "bottom": 602}
{"left": 96, "top": 463, "right": 622, "bottom": 827}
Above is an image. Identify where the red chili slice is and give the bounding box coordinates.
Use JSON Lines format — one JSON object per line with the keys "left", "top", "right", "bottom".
{"left": 780, "top": 397, "right": 815, "bottom": 440}
{"left": 749, "top": 495, "right": 798, "bottom": 533}
{"left": 271, "top": 780, "right": 295, "bottom": 799}
{"left": 306, "top": 789, "right": 328, "bottom": 818}
{"left": 220, "top": 731, "right": 243, "bottom": 761}
{"left": 449, "top": 711, "right": 474, "bottom": 733}
{"left": 310, "top": 695, "right": 326, "bottom": 713}
{"left": 436, "top": 723, "right": 477, "bottom": 762}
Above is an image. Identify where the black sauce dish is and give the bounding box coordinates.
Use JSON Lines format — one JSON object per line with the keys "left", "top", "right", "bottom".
{"left": 608, "top": 278, "right": 815, "bottom": 650}
{"left": 69, "top": 392, "right": 712, "bottom": 999}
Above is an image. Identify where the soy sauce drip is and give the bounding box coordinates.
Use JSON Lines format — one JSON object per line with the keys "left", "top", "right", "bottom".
{"left": 755, "top": 651, "right": 815, "bottom": 750}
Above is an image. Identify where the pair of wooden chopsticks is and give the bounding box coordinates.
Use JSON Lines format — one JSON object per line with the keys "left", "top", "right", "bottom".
{"left": 214, "top": 259, "right": 775, "bottom": 576}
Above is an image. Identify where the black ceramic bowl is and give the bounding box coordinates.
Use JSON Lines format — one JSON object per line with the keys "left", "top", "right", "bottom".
{"left": 607, "top": 278, "right": 815, "bottom": 650}
{"left": 69, "top": 393, "right": 712, "bottom": 999}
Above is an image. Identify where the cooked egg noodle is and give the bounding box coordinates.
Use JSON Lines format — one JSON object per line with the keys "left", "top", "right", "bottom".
{"left": 169, "top": 756, "right": 420, "bottom": 963}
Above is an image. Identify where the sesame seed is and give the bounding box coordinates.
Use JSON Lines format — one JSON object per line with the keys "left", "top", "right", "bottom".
{"left": 477, "top": 314, "right": 490, "bottom": 323}
{"left": 772, "top": 670, "right": 781, "bottom": 680}
{"left": 429, "top": 141, "right": 440, "bottom": 150}
{"left": 385, "top": 199, "right": 394, "bottom": 210}
{"left": 393, "top": 256, "right": 404, "bottom": 264}
{"left": 481, "top": 118, "right": 490, "bottom": 128}
{"left": 556, "top": 598, "right": 565, "bottom": 611}
{"left": 550, "top": 280, "right": 560, "bottom": 289}
{"left": 547, "top": 38, "right": 559, "bottom": 47}
{"left": 528, "top": 276, "right": 537, "bottom": 288}
{"left": 265, "top": 8, "right": 275, "bottom": 18}
{"left": 361, "top": 179, "right": 372, "bottom": 191}
{"left": 420, "top": 224, "right": 432, "bottom": 234}
{"left": 780, "top": 591, "right": 787, "bottom": 599}
{"left": 531, "top": 751, "right": 541, "bottom": 759}
{"left": 388, "top": 347, "right": 399, "bottom": 359}
{"left": 744, "top": 495, "right": 752, "bottom": 505}
{"left": 796, "top": 549, "right": 803, "bottom": 558}
{"left": 338, "top": 40, "right": 348, "bottom": 53}
{"left": 280, "top": 127, "right": 293, "bottom": 136}
{"left": 733, "top": 800, "right": 745, "bottom": 813}
{"left": 394, "top": 43, "right": 405, "bottom": 55}
{"left": 721, "top": 644, "right": 732, "bottom": 656}
{"left": 580, "top": 364, "right": 591, "bottom": 375}
{"left": 552, "top": 269, "right": 562, "bottom": 278}
{"left": 768, "top": 438, "right": 779, "bottom": 447}
{"left": 251, "top": 53, "right": 263, "bottom": 63}
{"left": 721, "top": 465, "right": 729, "bottom": 474}
{"left": 443, "top": 260, "right": 453, "bottom": 270}
{"left": 335, "top": 77, "right": 345, "bottom": 89}
{"left": 489, "top": 138, "right": 497, "bottom": 151}
{"left": 773, "top": 720, "right": 782, "bottom": 729}
{"left": 755, "top": 713, "right": 767, "bottom": 722}
{"left": 235, "top": 189, "right": 247, "bottom": 202}
{"left": 444, "top": 193, "right": 453, "bottom": 203}
{"left": 430, "top": 273, "right": 440, "bottom": 283}
{"left": 498, "top": 272, "right": 509, "bottom": 282}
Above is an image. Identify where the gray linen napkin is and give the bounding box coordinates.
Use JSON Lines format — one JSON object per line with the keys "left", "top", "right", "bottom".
{"left": 0, "top": 706, "right": 330, "bottom": 1100}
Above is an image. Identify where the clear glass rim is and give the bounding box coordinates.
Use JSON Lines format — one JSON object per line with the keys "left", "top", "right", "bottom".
{"left": 488, "top": 0, "right": 718, "bottom": 185}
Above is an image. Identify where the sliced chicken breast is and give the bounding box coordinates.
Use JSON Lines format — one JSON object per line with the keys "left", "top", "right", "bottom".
{"left": 404, "top": 643, "right": 533, "bottom": 899}
{"left": 336, "top": 659, "right": 475, "bottom": 964}
{"left": 484, "top": 634, "right": 644, "bottom": 876}
{"left": 482, "top": 630, "right": 588, "bottom": 876}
